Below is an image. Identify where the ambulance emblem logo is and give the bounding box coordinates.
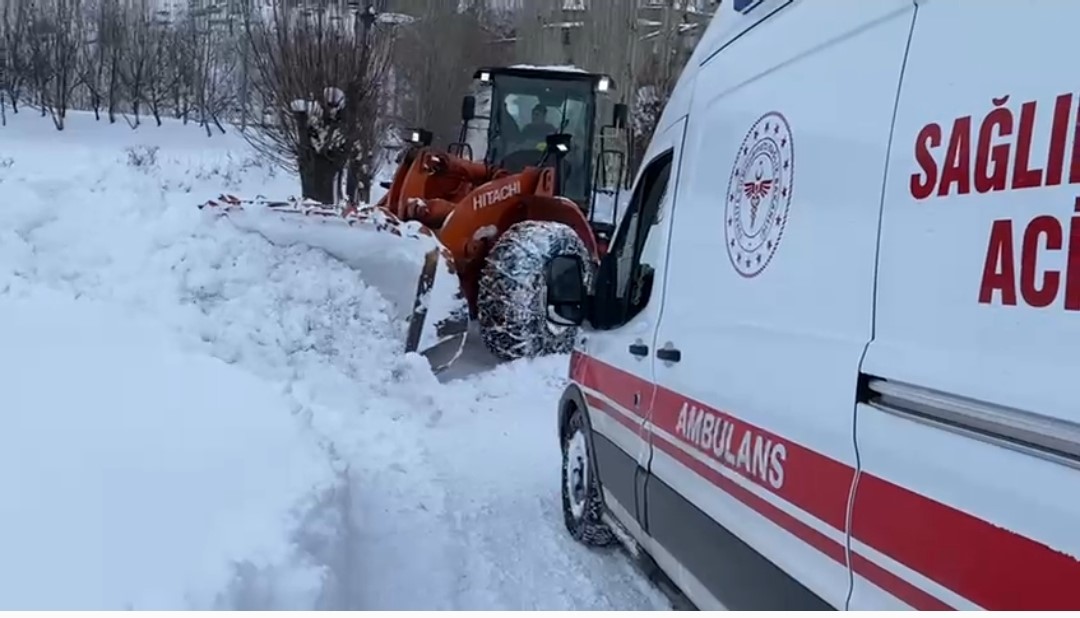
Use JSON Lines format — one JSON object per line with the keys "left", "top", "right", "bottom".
{"left": 724, "top": 111, "right": 794, "bottom": 278}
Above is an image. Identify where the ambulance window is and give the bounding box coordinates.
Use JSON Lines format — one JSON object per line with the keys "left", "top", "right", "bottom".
{"left": 608, "top": 149, "right": 674, "bottom": 323}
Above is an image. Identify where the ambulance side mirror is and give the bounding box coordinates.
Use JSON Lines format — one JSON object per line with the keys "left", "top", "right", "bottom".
{"left": 544, "top": 254, "right": 587, "bottom": 326}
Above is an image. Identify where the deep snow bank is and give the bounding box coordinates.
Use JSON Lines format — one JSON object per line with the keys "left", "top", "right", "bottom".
{"left": 0, "top": 288, "right": 337, "bottom": 610}
{"left": 0, "top": 112, "right": 368, "bottom": 609}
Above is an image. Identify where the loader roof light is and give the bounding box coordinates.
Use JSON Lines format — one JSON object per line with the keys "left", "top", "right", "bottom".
{"left": 479, "top": 71, "right": 492, "bottom": 83}
{"left": 597, "top": 76, "right": 611, "bottom": 92}
{"left": 404, "top": 127, "right": 433, "bottom": 147}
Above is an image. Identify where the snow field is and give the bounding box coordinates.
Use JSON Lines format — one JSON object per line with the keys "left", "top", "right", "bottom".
{"left": 0, "top": 110, "right": 669, "bottom": 610}
{"left": 0, "top": 288, "right": 337, "bottom": 609}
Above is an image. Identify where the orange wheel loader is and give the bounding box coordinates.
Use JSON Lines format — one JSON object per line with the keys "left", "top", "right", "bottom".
{"left": 199, "top": 65, "right": 630, "bottom": 371}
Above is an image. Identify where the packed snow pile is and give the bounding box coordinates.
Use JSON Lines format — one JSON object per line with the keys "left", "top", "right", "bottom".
{"left": 0, "top": 112, "right": 369, "bottom": 609}
{"left": 210, "top": 198, "right": 466, "bottom": 355}
{"left": 0, "top": 289, "right": 339, "bottom": 610}
{"left": 0, "top": 111, "right": 669, "bottom": 610}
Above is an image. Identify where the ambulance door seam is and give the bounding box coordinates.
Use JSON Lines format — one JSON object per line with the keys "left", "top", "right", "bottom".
{"left": 844, "top": 399, "right": 861, "bottom": 610}
{"left": 868, "top": 3, "right": 919, "bottom": 342}
{"left": 848, "top": 3, "right": 920, "bottom": 610}
{"left": 645, "top": 117, "right": 689, "bottom": 477}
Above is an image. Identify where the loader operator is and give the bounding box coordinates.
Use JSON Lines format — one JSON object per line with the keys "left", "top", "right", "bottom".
{"left": 521, "top": 104, "right": 558, "bottom": 145}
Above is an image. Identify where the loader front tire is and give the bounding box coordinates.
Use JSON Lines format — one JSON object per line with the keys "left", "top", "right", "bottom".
{"left": 478, "top": 220, "right": 591, "bottom": 362}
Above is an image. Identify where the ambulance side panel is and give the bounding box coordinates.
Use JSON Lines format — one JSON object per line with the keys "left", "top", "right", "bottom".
{"left": 645, "top": 0, "right": 916, "bottom": 609}
{"left": 856, "top": 0, "right": 1080, "bottom": 610}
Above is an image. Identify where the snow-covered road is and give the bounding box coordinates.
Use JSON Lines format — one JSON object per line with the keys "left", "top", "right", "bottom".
{"left": 0, "top": 112, "right": 669, "bottom": 610}
{"left": 343, "top": 334, "right": 666, "bottom": 610}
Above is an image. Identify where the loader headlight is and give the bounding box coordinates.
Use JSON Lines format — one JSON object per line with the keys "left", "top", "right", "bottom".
{"left": 479, "top": 71, "right": 491, "bottom": 83}
{"left": 597, "top": 76, "right": 611, "bottom": 92}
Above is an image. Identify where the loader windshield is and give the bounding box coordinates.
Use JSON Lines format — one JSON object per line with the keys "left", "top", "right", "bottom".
{"left": 486, "top": 74, "right": 596, "bottom": 206}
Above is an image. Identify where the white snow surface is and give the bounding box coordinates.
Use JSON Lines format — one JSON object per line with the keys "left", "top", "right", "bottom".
{"left": 0, "top": 111, "right": 669, "bottom": 610}
{"left": 509, "top": 63, "right": 590, "bottom": 74}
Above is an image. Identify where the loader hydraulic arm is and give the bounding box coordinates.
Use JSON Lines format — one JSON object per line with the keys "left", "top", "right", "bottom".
{"left": 381, "top": 148, "right": 513, "bottom": 229}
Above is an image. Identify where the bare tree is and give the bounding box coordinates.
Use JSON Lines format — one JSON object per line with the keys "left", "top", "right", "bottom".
{"left": 509, "top": 0, "right": 715, "bottom": 173}
{"left": 97, "top": 0, "right": 126, "bottom": 124}
{"left": 75, "top": 0, "right": 107, "bottom": 120}
{"left": 120, "top": 0, "right": 154, "bottom": 126}
{"left": 344, "top": 70, "right": 387, "bottom": 203}
{"left": 142, "top": 19, "right": 179, "bottom": 126}
{"left": 169, "top": 23, "right": 196, "bottom": 123}
{"left": 242, "top": 2, "right": 394, "bottom": 204}
{"left": 513, "top": 0, "right": 563, "bottom": 67}
{"left": 181, "top": 6, "right": 239, "bottom": 135}
{"left": 49, "top": 0, "right": 83, "bottom": 129}
{"left": 1, "top": 0, "right": 32, "bottom": 116}
{"left": 392, "top": 0, "right": 503, "bottom": 148}
{"left": 21, "top": 0, "right": 83, "bottom": 127}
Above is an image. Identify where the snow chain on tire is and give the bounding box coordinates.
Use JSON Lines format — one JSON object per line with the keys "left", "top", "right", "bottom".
{"left": 477, "top": 220, "right": 592, "bottom": 362}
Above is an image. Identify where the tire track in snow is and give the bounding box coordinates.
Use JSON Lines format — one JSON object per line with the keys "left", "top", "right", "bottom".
{"left": 342, "top": 342, "right": 671, "bottom": 611}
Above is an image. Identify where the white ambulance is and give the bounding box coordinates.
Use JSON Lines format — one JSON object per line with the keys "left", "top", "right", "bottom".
{"left": 542, "top": 0, "right": 1080, "bottom": 610}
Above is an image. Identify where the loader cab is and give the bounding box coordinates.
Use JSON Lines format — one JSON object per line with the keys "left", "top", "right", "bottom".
{"left": 471, "top": 66, "right": 627, "bottom": 247}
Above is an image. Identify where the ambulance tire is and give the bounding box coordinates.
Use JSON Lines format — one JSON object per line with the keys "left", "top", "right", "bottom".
{"left": 561, "top": 407, "right": 616, "bottom": 547}
{"left": 477, "top": 220, "right": 590, "bottom": 362}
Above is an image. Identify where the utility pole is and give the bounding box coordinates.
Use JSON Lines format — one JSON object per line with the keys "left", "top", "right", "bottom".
{"left": 659, "top": 0, "right": 675, "bottom": 85}
{"left": 625, "top": 0, "right": 639, "bottom": 110}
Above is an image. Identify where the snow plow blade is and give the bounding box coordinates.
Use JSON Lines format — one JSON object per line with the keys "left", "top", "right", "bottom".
{"left": 198, "top": 194, "right": 469, "bottom": 372}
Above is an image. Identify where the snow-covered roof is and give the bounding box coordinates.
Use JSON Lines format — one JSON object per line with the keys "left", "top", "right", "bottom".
{"left": 509, "top": 64, "right": 589, "bottom": 74}
{"left": 377, "top": 12, "right": 415, "bottom": 24}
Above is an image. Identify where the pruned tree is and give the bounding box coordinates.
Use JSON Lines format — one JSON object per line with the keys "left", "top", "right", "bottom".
{"left": 242, "top": 1, "right": 394, "bottom": 204}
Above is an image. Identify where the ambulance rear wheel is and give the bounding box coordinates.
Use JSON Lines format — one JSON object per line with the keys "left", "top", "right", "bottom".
{"left": 477, "top": 220, "right": 590, "bottom": 361}
{"left": 561, "top": 407, "right": 616, "bottom": 547}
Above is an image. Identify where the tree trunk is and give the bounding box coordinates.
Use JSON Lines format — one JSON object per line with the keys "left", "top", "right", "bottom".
{"left": 345, "top": 158, "right": 371, "bottom": 204}
{"left": 299, "top": 154, "right": 341, "bottom": 204}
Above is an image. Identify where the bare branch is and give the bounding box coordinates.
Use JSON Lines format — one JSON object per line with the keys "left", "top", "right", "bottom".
{"left": 241, "top": 1, "right": 394, "bottom": 203}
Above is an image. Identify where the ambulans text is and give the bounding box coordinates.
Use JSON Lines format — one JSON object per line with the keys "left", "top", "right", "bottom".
{"left": 674, "top": 401, "right": 787, "bottom": 490}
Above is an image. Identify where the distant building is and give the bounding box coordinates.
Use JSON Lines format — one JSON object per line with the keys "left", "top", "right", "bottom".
{"left": 509, "top": 0, "right": 717, "bottom": 106}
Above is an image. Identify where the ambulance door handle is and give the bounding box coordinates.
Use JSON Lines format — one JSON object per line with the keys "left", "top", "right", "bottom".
{"left": 656, "top": 344, "right": 682, "bottom": 364}
{"left": 628, "top": 342, "right": 649, "bottom": 358}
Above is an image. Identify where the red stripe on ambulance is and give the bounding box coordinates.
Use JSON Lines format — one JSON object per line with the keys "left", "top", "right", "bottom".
{"left": 570, "top": 351, "right": 1080, "bottom": 610}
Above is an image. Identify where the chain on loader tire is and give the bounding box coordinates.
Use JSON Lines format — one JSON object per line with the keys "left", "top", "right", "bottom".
{"left": 477, "top": 220, "right": 592, "bottom": 362}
